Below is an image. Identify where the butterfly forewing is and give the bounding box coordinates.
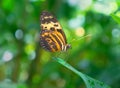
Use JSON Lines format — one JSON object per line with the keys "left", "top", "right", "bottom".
{"left": 40, "top": 11, "right": 70, "bottom": 52}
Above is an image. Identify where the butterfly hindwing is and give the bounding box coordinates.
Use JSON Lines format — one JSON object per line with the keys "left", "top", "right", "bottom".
{"left": 40, "top": 30, "right": 59, "bottom": 52}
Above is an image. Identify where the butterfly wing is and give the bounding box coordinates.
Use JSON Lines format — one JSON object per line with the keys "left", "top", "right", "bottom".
{"left": 40, "top": 11, "right": 67, "bottom": 52}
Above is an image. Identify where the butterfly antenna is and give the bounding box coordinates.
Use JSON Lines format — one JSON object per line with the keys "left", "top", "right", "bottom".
{"left": 70, "top": 34, "right": 92, "bottom": 43}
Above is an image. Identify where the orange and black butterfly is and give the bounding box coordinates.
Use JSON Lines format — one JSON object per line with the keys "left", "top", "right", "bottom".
{"left": 40, "top": 11, "right": 71, "bottom": 52}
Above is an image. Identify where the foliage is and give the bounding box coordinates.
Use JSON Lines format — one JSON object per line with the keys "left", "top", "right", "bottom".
{"left": 0, "top": 0, "right": 120, "bottom": 88}
{"left": 54, "top": 58, "right": 110, "bottom": 88}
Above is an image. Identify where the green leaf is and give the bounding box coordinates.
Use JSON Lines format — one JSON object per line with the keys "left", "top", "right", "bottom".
{"left": 53, "top": 58, "right": 111, "bottom": 88}
{"left": 111, "top": 13, "right": 120, "bottom": 24}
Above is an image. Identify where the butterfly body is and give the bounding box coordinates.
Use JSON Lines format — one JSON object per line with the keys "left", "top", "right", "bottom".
{"left": 40, "top": 11, "right": 71, "bottom": 52}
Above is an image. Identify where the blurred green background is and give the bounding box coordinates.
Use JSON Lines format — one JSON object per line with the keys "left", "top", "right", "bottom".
{"left": 0, "top": 0, "right": 120, "bottom": 88}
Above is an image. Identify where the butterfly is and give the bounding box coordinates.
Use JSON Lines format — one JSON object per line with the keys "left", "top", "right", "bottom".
{"left": 40, "top": 11, "right": 71, "bottom": 52}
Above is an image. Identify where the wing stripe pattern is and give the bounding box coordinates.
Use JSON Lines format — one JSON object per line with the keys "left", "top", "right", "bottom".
{"left": 56, "top": 29, "right": 67, "bottom": 44}
{"left": 48, "top": 33, "right": 60, "bottom": 51}
{"left": 40, "top": 35, "right": 53, "bottom": 51}
{"left": 51, "top": 33, "right": 62, "bottom": 50}
{"left": 40, "top": 31, "right": 58, "bottom": 52}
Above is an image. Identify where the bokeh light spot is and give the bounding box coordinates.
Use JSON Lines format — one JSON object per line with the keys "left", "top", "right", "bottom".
{"left": 2, "top": 51, "right": 13, "bottom": 62}
{"left": 25, "top": 44, "right": 35, "bottom": 54}
{"left": 68, "top": 15, "right": 85, "bottom": 29}
{"left": 24, "top": 34, "right": 33, "bottom": 44}
{"left": 15, "top": 29, "right": 23, "bottom": 40}
{"left": 93, "top": 1, "right": 118, "bottom": 15}
{"left": 75, "top": 27, "right": 85, "bottom": 37}
{"left": 29, "top": 51, "right": 36, "bottom": 60}
{"left": 78, "top": 0, "right": 92, "bottom": 10}
{"left": 67, "top": 0, "right": 78, "bottom": 6}
{"left": 116, "top": 11, "right": 120, "bottom": 17}
{"left": 112, "top": 28, "right": 120, "bottom": 38}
